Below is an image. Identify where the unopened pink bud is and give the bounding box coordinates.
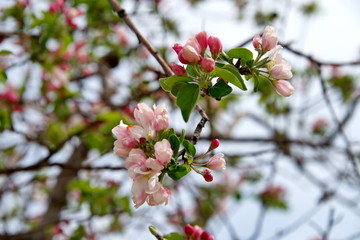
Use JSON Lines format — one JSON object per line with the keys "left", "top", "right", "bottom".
{"left": 200, "top": 231, "right": 212, "bottom": 240}
{"left": 206, "top": 153, "right": 226, "bottom": 171}
{"left": 203, "top": 169, "right": 213, "bottom": 182}
{"left": 178, "top": 45, "right": 200, "bottom": 63}
{"left": 170, "top": 62, "right": 186, "bottom": 76}
{"left": 208, "top": 36, "right": 222, "bottom": 59}
{"left": 184, "top": 224, "right": 194, "bottom": 236}
{"left": 200, "top": 57, "right": 215, "bottom": 72}
{"left": 195, "top": 31, "right": 208, "bottom": 54}
{"left": 252, "top": 34, "right": 261, "bottom": 50}
{"left": 273, "top": 80, "right": 294, "bottom": 97}
{"left": 210, "top": 139, "right": 220, "bottom": 150}
{"left": 172, "top": 43, "right": 183, "bottom": 54}
{"left": 262, "top": 26, "right": 278, "bottom": 52}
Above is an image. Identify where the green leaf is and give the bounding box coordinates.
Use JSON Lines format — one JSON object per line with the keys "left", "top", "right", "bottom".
{"left": 179, "top": 129, "right": 186, "bottom": 143}
{"left": 209, "top": 79, "right": 233, "bottom": 98}
{"left": 222, "top": 64, "right": 247, "bottom": 90}
{"left": 227, "top": 47, "right": 253, "bottom": 60}
{"left": 159, "top": 76, "right": 193, "bottom": 92}
{"left": 0, "top": 50, "right": 12, "bottom": 56}
{"left": 186, "top": 64, "right": 197, "bottom": 77}
{"left": 97, "top": 111, "right": 123, "bottom": 122}
{"left": 176, "top": 83, "right": 199, "bottom": 122}
{"left": 171, "top": 82, "right": 187, "bottom": 96}
{"left": 167, "top": 164, "right": 191, "bottom": 181}
{"left": 0, "top": 69, "right": 7, "bottom": 83}
{"left": 183, "top": 140, "right": 196, "bottom": 157}
{"left": 212, "top": 66, "right": 247, "bottom": 91}
{"left": 169, "top": 135, "right": 180, "bottom": 158}
{"left": 163, "top": 232, "right": 185, "bottom": 240}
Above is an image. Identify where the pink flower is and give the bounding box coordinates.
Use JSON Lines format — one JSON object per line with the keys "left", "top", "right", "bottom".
{"left": 153, "top": 104, "right": 169, "bottom": 131}
{"left": 112, "top": 121, "right": 145, "bottom": 157}
{"left": 252, "top": 34, "right": 261, "bottom": 50}
{"left": 273, "top": 80, "right": 295, "bottom": 97}
{"left": 64, "top": 7, "right": 83, "bottom": 29}
{"left": 46, "top": 67, "right": 69, "bottom": 91}
{"left": 170, "top": 62, "right": 186, "bottom": 76}
{"left": 49, "top": 0, "right": 64, "bottom": 13}
{"left": 132, "top": 174, "right": 161, "bottom": 208}
{"left": 154, "top": 139, "right": 173, "bottom": 165}
{"left": 195, "top": 31, "right": 208, "bottom": 54}
{"left": 134, "top": 103, "right": 155, "bottom": 137}
{"left": 206, "top": 153, "right": 226, "bottom": 171}
{"left": 200, "top": 57, "right": 215, "bottom": 72}
{"left": 262, "top": 26, "right": 278, "bottom": 52}
{"left": 208, "top": 36, "right": 223, "bottom": 59}
{"left": 178, "top": 45, "right": 200, "bottom": 63}
{"left": 148, "top": 186, "right": 171, "bottom": 206}
{"left": 0, "top": 85, "right": 19, "bottom": 103}
{"left": 269, "top": 54, "right": 293, "bottom": 80}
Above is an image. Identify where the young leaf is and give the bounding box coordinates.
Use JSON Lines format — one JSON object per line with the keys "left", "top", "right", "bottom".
{"left": 221, "top": 64, "right": 247, "bottom": 90}
{"left": 171, "top": 82, "right": 187, "bottom": 96}
{"left": 163, "top": 233, "right": 185, "bottom": 240}
{"left": 169, "top": 135, "right": 180, "bottom": 158}
{"left": 183, "top": 140, "right": 196, "bottom": 157}
{"left": 0, "top": 50, "right": 12, "bottom": 56}
{"left": 167, "top": 164, "right": 191, "bottom": 181}
{"left": 176, "top": 83, "right": 200, "bottom": 122}
{"left": 159, "top": 76, "right": 193, "bottom": 92}
{"left": 212, "top": 67, "right": 246, "bottom": 91}
{"left": 209, "top": 79, "right": 233, "bottom": 98}
{"left": 227, "top": 48, "right": 253, "bottom": 60}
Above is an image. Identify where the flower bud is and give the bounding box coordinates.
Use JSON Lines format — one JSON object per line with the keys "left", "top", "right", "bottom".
{"left": 195, "top": 31, "right": 208, "bottom": 54}
{"left": 206, "top": 153, "right": 226, "bottom": 171}
{"left": 203, "top": 169, "right": 213, "bottom": 182}
{"left": 178, "top": 45, "right": 200, "bottom": 63}
{"left": 208, "top": 36, "right": 222, "bottom": 59}
{"left": 201, "top": 231, "right": 214, "bottom": 240}
{"left": 209, "top": 138, "right": 220, "bottom": 150}
{"left": 252, "top": 34, "right": 261, "bottom": 50}
{"left": 172, "top": 43, "right": 183, "bottom": 54}
{"left": 262, "top": 26, "right": 278, "bottom": 52}
{"left": 184, "top": 224, "right": 194, "bottom": 236}
{"left": 200, "top": 57, "right": 215, "bottom": 72}
{"left": 273, "top": 80, "right": 294, "bottom": 97}
{"left": 170, "top": 62, "right": 186, "bottom": 76}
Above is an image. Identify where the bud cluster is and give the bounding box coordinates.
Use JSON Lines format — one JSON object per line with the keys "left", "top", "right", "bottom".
{"left": 184, "top": 224, "right": 215, "bottom": 240}
{"left": 170, "top": 32, "right": 222, "bottom": 86}
{"left": 252, "top": 26, "right": 294, "bottom": 97}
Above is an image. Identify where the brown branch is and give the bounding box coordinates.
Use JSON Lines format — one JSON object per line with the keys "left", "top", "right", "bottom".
{"left": 107, "top": 0, "right": 209, "bottom": 143}
{"left": 0, "top": 142, "right": 89, "bottom": 240}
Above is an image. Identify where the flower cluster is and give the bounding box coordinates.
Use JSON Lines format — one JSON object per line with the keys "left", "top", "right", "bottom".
{"left": 171, "top": 32, "right": 222, "bottom": 76}
{"left": 184, "top": 224, "right": 215, "bottom": 240}
{"left": 49, "top": 0, "right": 83, "bottom": 29}
{"left": 112, "top": 103, "right": 171, "bottom": 208}
{"left": 252, "top": 26, "right": 294, "bottom": 97}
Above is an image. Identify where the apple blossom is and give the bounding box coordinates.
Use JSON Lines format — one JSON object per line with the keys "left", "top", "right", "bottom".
{"left": 112, "top": 121, "right": 144, "bottom": 157}
{"left": 200, "top": 57, "right": 215, "bottom": 72}
{"left": 195, "top": 31, "right": 208, "bottom": 54}
{"left": 203, "top": 169, "right": 213, "bottom": 182}
{"left": 154, "top": 139, "right": 173, "bottom": 165}
{"left": 209, "top": 138, "right": 220, "bottom": 150}
{"left": 170, "top": 62, "right": 186, "bottom": 76}
{"left": 206, "top": 153, "right": 226, "bottom": 171}
{"left": 262, "top": 25, "right": 278, "bottom": 52}
{"left": 208, "top": 36, "right": 222, "bottom": 59}
{"left": 269, "top": 54, "right": 293, "bottom": 80}
{"left": 273, "top": 80, "right": 295, "bottom": 97}
{"left": 252, "top": 34, "right": 261, "bottom": 50}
